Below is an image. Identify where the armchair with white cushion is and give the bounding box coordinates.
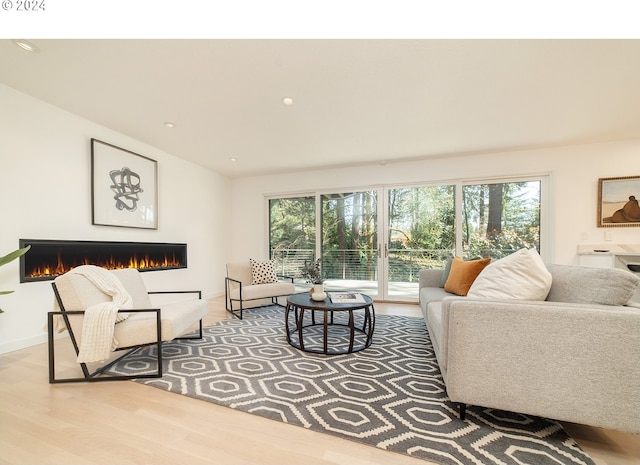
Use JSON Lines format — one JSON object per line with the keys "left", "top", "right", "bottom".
{"left": 225, "top": 259, "right": 295, "bottom": 319}
{"left": 48, "top": 265, "right": 208, "bottom": 383}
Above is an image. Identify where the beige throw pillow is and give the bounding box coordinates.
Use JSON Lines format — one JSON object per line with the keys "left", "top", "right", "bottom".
{"left": 467, "top": 248, "right": 552, "bottom": 301}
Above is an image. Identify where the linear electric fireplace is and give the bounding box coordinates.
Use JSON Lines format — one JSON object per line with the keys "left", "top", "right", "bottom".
{"left": 19, "top": 239, "right": 187, "bottom": 283}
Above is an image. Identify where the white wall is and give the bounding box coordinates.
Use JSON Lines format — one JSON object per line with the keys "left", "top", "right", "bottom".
{"left": 229, "top": 140, "right": 640, "bottom": 265}
{"left": 0, "top": 84, "right": 231, "bottom": 354}
{"left": 2, "top": 80, "right": 638, "bottom": 354}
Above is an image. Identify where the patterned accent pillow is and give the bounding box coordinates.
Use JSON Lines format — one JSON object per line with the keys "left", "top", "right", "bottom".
{"left": 250, "top": 258, "right": 278, "bottom": 285}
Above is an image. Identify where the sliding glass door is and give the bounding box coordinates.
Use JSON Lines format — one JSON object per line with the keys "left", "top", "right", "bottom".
{"left": 321, "top": 190, "right": 380, "bottom": 298}
{"left": 385, "top": 185, "right": 455, "bottom": 300}
{"left": 268, "top": 176, "right": 545, "bottom": 302}
{"left": 318, "top": 185, "right": 456, "bottom": 301}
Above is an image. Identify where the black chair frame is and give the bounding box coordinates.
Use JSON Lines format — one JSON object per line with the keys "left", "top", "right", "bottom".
{"left": 224, "top": 275, "right": 294, "bottom": 320}
{"left": 48, "top": 283, "right": 204, "bottom": 384}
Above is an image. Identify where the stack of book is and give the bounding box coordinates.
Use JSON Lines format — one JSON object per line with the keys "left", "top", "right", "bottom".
{"left": 327, "top": 292, "right": 366, "bottom": 303}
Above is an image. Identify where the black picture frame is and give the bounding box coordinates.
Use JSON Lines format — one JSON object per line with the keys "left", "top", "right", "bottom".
{"left": 91, "top": 139, "right": 158, "bottom": 229}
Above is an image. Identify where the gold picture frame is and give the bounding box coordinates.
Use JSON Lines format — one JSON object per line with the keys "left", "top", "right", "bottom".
{"left": 597, "top": 175, "right": 640, "bottom": 227}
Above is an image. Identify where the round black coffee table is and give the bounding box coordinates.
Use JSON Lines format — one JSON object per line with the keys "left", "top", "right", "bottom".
{"left": 285, "top": 292, "right": 375, "bottom": 355}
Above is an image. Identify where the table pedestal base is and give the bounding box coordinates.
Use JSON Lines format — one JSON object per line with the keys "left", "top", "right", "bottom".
{"left": 285, "top": 295, "right": 375, "bottom": 355}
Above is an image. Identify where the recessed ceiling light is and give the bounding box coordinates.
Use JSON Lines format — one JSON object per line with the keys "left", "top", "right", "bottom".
{"left": 13, "top": 39, "right": 39, "bottom": 53}
{"left": 282, "top": 97, "right": 294, "bottom": 106}
{"left": 163, "top": 122, "right": 176, "bottom": 128}
{"left": 230, "top": 157, "right": 237, "bottom": 162}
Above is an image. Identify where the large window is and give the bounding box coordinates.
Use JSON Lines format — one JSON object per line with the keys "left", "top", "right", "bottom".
{"left": 267, "top": 175, "right": 546, "bottom": 299}
{"left": 269, "top": 196, "right": 315, "bottom": 279}
{"left": 322, "top": 190, "right": 378, "bottom": 283}
{"left": 387, "top": 185, "right": 455, "bottom": 289}
{"left": 461, "top": 180, "right": 541, "bottom": 259}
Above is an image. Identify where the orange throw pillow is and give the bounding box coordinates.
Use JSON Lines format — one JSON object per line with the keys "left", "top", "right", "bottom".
{"left": 444, "top": 256, "right": 491, "bottom": 296}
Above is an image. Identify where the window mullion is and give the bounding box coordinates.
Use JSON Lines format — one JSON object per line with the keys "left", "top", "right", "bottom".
{"left": 455, "top": 182, "right": 463, "bottom": 257}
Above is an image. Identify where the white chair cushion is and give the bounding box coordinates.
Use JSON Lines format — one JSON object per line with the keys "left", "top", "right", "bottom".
{"left": 226, "top": 261, "right": 253, "bottom": 285}
{"left": 229, "top": 282, "right": 295, "bottom": 301}
{"left": 115, "top": 298, "right": 209, "bottom": 347}
{"left": 110, "top": 268, "right": 153, "bottom": 307}
{"left": 54, "top": 267, "right": 207, "bottom": 349}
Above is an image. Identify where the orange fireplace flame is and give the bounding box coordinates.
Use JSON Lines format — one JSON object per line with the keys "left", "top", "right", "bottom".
{"left": 26, "top": 251, "right": 183, "bottom": 279}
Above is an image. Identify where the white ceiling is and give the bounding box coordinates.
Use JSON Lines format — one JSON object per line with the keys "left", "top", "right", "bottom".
{"left": 1, "top": 39, "right": 639, "bottom": 178}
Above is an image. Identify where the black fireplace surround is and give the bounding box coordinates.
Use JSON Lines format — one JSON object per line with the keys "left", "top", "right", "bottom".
{"left": 19, "top": 239, "right": 187, "bottom": 283}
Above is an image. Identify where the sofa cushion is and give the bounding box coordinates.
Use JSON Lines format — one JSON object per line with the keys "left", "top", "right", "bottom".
{"left": 421, "top": 286, "right": 455, "bottom": 307}
{"left": 467, "top": 248, "right": 552, "bottom": 301}
{"left": 249, "top": 258, "right": 278, "bottom": 285}
{"left": 444, "top": 257, "right": 491, "bottom": 296}
{"left": 546, "top": 264, "right": 640, "bottom": 306}
{"left": 426, "top": 301, "right": 445, "bottom": 368}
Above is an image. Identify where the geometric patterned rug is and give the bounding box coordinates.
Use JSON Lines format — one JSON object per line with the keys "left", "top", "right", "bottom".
{"left": 108, "top": 306, "right": 595, "bottom": 465}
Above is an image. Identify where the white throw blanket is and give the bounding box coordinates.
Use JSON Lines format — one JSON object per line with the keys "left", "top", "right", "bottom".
{"left": 65, "top": 265, "right": 134, "bottom": 363}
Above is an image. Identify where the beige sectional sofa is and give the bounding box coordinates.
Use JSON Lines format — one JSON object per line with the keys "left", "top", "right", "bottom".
{"left": 418, "top": 261, "right": 640, "bottom": 434}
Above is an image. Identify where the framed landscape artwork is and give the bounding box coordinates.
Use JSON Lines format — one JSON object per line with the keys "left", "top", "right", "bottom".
{"left": 597, "top": 175, "right": 640, "bottom": 227}
{"left": 91, "top": 139, "right": 158, "bottom": 229}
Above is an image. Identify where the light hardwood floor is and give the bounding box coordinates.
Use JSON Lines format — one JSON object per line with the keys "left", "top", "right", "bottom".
{"left": 0, "top": 297, "right": 637, "bottom": 465}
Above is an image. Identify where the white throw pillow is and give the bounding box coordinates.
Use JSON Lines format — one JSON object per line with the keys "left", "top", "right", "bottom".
{"left": 249, "top": 258, "right": 278, "bottom": 285}
{"left": 467, "top": 248, "right": 552, "bottom": 301}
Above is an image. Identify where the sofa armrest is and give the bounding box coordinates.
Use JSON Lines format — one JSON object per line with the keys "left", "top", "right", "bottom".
{"left": 442, "top": 298, "right": 640, "bottom": 433}
{"left": 419, "top": 269, "right": 444, "bottom": 289}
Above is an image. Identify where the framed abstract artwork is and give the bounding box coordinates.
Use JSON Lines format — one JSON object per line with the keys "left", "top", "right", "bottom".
{"left": 597, "top": 175, "right": 640, "bottom": 227}
{"left": 91, "top": 139, "right": 158, "bottom": 229}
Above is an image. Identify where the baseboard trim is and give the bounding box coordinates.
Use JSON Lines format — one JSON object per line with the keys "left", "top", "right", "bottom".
{"left": 0, "top": 333, "right": 48, "bottom": 355}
